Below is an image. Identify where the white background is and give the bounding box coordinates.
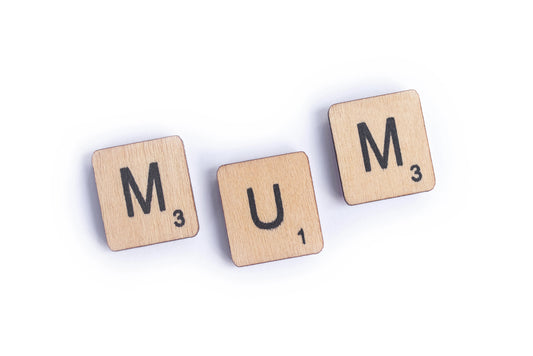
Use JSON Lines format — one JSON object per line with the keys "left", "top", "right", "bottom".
{"left": 1, "top": 1, "right": 531, "bottom": 355}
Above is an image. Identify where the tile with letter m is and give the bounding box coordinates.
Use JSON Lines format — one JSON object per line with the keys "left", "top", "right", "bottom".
{"left": 92, "top": 136, "right": 199, "bottom": 251}
{"left": 329, "top": 90, "right": 436, "bottom": 205}
{"left": 217, "top": 152, "right": 323, "bottom": 267}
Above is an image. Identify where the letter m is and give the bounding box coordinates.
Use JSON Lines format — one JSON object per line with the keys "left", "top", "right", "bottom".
{"left": 120, "top": 162, "right": 166, "bottom": 217}
{"left": 357, "top": 117, "right": 403, "bottom": 172}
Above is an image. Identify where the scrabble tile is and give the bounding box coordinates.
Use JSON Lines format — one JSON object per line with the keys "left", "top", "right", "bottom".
{"left": 217, "top": 152, "right": 323, "bottom": 267}
{"left": 92, "top": 136, "right": 199, "bottom": 251}
{"left": 328, "top": 90, "right": 435, "bottom": 205}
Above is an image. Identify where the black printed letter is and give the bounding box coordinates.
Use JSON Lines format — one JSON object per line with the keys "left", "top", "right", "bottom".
{"left": 247, "top": 184, "right": 284, "bottom": 230}
{"left": 120, "top": 162, "right": 166, "bottom": 217}
{"left": 357, "top": 117, "right": 403, "bottom": 172}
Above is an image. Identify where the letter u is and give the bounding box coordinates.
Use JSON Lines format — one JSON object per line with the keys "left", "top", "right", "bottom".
{"left": 247, "top": 184, "right": 284, "bottom": 229}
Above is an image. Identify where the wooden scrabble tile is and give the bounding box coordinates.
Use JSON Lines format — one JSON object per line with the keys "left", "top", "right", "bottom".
{"left": 217, "top": 152, "right": 323, "bottom": 267}
{"left": 329, "top": 90, "right": 435, "bottom": 205}
{"left": 92, "top": 136, "right": 199, "bottom": 251}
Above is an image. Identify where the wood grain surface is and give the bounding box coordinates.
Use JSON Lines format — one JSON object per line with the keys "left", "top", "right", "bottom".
{"left": 329, "top": 90, "right": 435, "bottom": 205}
{"left": 217, "top": 152, "right": 323, "bottom": 267}
{"left": 92, "top": 136, "right": 199, "bottom": 250}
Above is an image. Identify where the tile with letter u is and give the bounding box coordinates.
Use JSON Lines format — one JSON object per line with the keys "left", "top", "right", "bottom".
{"left": 217, "top": 152, "right": 323, "bottom": 267}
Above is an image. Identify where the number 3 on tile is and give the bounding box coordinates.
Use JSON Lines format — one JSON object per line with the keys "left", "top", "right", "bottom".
{"left": 173, "top": 209, "right": 185, "bottom": 227}
{"left": 298, "top": 228, "right": 306, "bottom": 244}
{"left": 410, "top": 164, "right": 422, "bottom": 182}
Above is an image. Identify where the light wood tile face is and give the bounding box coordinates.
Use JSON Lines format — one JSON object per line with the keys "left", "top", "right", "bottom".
{"left": 217, "top": 152, "right": 323, "bottom": 267}
{"left": 92, "top": 136, "right": 199, "bottom": 251}
{"left": 329, "top": 90, "right": 435, "bottom": 205}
